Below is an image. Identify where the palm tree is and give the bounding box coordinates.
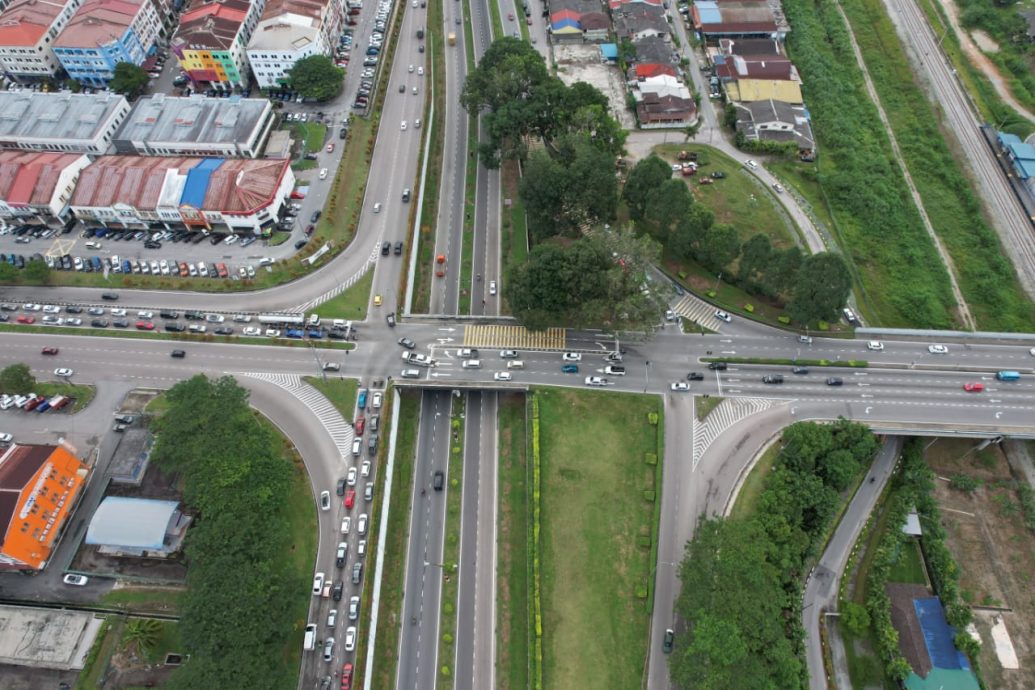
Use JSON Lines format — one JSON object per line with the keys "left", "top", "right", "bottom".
{"left": 123, "top": 618, "right": 162, "bottom": 656}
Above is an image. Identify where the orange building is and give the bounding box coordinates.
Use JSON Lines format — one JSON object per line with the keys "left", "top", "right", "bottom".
{"left": 0, "top": 444, "right": 90, "bottom": 571}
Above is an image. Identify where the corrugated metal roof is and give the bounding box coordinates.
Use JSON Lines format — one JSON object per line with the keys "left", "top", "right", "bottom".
{"left": 85, "top": 497, "right": 179, "bottom": 550}
{"left": 182, "top": 157, "right": 224, "bottom": 208}
{"left": 0, "top": 151, "right": 85, "bottom": 206}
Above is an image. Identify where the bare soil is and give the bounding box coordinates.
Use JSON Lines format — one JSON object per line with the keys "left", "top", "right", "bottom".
{"left": 925, "top": 439, "right": 1035, "bottom": 690}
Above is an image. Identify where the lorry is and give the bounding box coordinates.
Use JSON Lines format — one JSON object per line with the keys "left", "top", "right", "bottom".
{"left": 448, "top": 32, "right": 456, "bottom": 45}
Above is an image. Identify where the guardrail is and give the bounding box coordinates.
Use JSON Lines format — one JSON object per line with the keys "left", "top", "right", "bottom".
{"left": 857, "top": 327, "right": 1035, "bottom": 346}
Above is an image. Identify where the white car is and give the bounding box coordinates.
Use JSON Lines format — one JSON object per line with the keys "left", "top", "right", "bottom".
{"left": 223, "top": 234, "right": 239, "bottom": 245}
{"left": 42, "top": 305, "right": 61, "bottom": 313}
{"left": 714, "top": 310, "right": 732, "bottom": 323}
{"left": 494, "top": 371, "right": 512, "bottom": 381}
{"left": 670, "top": 382, "right": 690, "bottom": 392}
{"left": 928, "top": 344, "right": 949, "bottom": 354}
{"left": 603, "top": 365, "right": 626, "bottom": 376}
{"left": 345, "top": 626, "right": 357, "bottom": 652}
{"left": 0, "top": 432, "right": 12, "bottom": 443}
{"left": 562, "top": 352, "right": 582, "bottom": 362}
{"left": 265, "top": 328, "right": 281, "bottom": 337}
{"left": 489, "top": 280, "right": 497, "bottom": 295}
{"left": 866, "top": 341, "right": 884, "bottom": 351}
{"left": 320, "top": 490, "right": 331, "bottom": 510}
{"left": 373, "top": 203, "right": 382, "bottom": 213}
{"left": 361, "top": 460, "right": 371, "bottom": 478}
{"left": 745, "top": 159, "right": 758, "bottom": 169}
{"left": 23, "top": 303, "right": 41, "bottom": 311}
{"left": 357, "top": 513, "right": 368, "bottom": 535}
{"left": 372, "top": 392, "right": 382, "bottom": 409}
{"left": 111, "top": 308, "right": 127, "bottom": 316}
{"left": 418, "top": 66, "right": 424, "bottom": 75}
{"left": 188, "top": 324, "right": 207, "bottom": 333}
{"left": 313, "top": 572, "right": 325, "bottom": 595}
{"left": 243, "top": 326, "right": 261, "bottom": 336}
{"left": 408, "top": 64, "right": 414, "bottom": 72}
{"left": 347, "top": 467, "right": 357, "bottom": 486}
{"left": 63, "top": 574, "right": 89, "bottom": 586}
{"left": 1030, "top": 347, "right": 1035, "bottom": 356}
{"left": 54, "top": 368, "right": 74, "bottom": 377}
{"left": 137, "top": 311, "right": 153, "bottom": 319}
{"left": 401, "top": 120, "right": 407, "bottom": 130}
{"left": 65, "top": 318, "right": 82, "bottom": 326}
{"left": 159, "top": 259, "right": 170, "bottom": 275}
{"left": 205, "top": 313, "right": 225, "bottom": 323}
{"left": 584, "top": 376, "right": 607, "bottom": 387}
{"left": 341, "top": 516, "right": 351, "bottom": 534}
{"left": 319, "top": 168, "right": 329, "bottom": 180}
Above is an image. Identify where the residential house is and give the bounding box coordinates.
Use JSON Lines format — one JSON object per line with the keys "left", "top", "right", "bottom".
{"left": 0, "top": 0, "right": 84, "bottom": 79}
{"left": 734, "top": 99, "right": 814, "bottom": 156}
{"left": 636, "top": 92, "right": 696, "bottom": 127}
{"left": 691, "top": 0, "right": 782, "bottom": 42}
{"left": 631, "top": 35, "right": 675, "bottom": 65}
{"left": 725, "top": 77, "right": 802, "bottom": 103}
{"left": 613, "top": 4, "right": 669, "bottom": 43}
{"left": 713, "top": 53, "right": 795, "bottom": 82}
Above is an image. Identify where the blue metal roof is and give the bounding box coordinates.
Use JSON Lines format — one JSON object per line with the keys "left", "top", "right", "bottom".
{"left": 694, "top": 1, "right": 721, "bottom": 23}
{"left": 600, "top": 43, "right": 618, "bottom": 58}
{"left": 181, "top": 158, "right": 224, "bottom": 208}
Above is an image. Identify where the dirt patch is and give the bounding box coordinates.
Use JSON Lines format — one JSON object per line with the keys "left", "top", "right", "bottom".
{"left": 925, "top": 439, "right": 1035, "bottom": 689}
{"left": 118, "top": 390, "right": 160, "bottom": 414}
{"left": 970, "top": 29, "right": 999, "bottom": 53}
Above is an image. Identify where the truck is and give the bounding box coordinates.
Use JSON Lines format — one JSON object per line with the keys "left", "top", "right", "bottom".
{"left": 448, "top": 32, "right": 456, "bottom": 45}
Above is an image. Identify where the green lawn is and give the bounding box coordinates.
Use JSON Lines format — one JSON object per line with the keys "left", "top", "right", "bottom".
{"left": 302, "top": 376, "right": 358, "bottom": 421}
{"left": 497, "top": 393, "right": 530, "bottom": 690}
{"left": 291, "top": 122, "right": 328, "bottom": 153}
{"left": 729, "top": 441, "right": 780, "bottom": 520}
{"left": 887, "top": 538, "right": 928, "bottom": 586}
{"left": 313, "top": 268, "right": 373, "bottom": 323}
{"left": 137, "top": 620, "right": 183, "bottom": 665}
{"left": 536, "top": 388, "right": 660, "bottom": 690}
{"left": 368, "top": 390, "right": 420, "bottom": 690}
{"left": 100, "top": 587, "right": 183, "bottom": 614}
{"left": 75, "top": 618, "right": 122, "bottom": 690}
{"left": 694, "top": 395, "right": 723, "bottom": 423}
{"left": 437, "top": 395, "right": 465, "bottom": 687}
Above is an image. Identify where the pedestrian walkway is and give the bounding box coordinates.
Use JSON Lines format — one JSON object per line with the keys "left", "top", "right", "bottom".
{"left": 691, "top": 396, "right": 775, "bottom": 466}
{"left": 463, "top": 324, "right": 566, "bottom": 350}
{"left": 672, "top": 293, "right": 725, "bottom": 332}
{"left": 236, "top": 372, "right": 355, "bottom": 458}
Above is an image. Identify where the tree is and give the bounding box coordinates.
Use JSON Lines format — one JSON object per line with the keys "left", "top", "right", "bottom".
{"left": 622, "top": 155, "right": 672, "bottom": 221}
{"left": 640, "top": 179, "right": 693, "bottom": 241}
{"left": 0, "top": 363, "right": 35, "bottom": 394}
{"left": 787, "top": 252, "right": 852, "bottom": 325}
{"left": 507, "top": 240, "right": 611, "bottom": 329}
{"left": 670, "top": 204, "right": 715, "bottom": 259}
{"left": 23, "top": 259, "right": 50, "bottom": 285}
{"left": 123, "top": 618, "right": 162, "bottom": 655}
{"left": 288, "top": 55, "right": 344, "bottom": 101}
{"left": 695, "top": 223, "right": 741, "bottom": 273}
{"left": 0, "top": 260, "right": 16, "bottom": 283}
{"left": 737, "top": 233, "right": 773, "bottom": 291}
{"left": 109, "top": 62, "right": 149, "bottom": 99}
{"left": 762, "top": 246, "right": 803, "bottom": 297}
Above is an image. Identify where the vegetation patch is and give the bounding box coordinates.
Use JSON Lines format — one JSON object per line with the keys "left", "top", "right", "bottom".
{"left": 694, "top": 395, "right": 723, "bottom": 423}
{"left": 313, "top": 268, "right": 374, "bottom": 322}
{"left": 302, "top": 376, "right": 358, "bottom": 420}
{"left": 436, "top": 395, "right": 465, "bottom": 686}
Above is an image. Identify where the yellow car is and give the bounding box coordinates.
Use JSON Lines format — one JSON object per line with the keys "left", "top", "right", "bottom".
{"left": 374, "top": 294, "right": 382, "bottom": 307}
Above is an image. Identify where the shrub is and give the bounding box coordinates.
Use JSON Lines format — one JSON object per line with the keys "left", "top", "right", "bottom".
{"left": 744, "top": 304, "right": 755, "bottom": 313}
{"left": 643, "top": 489, "right": 656, "bottom": 502}
{"left": 778, "top": 315, "right": 791, "bottom": 324}
{"left": 817, "top": 320, "right": 829, "bottom": 331}
{"left": 706, "top": 290, "right": 717, "bottom": 298}
{"left": 678, "top": 271, "right": 688, "bottom": 279}
{"left": 644, "top": 452, "right": 657, "bottom": 466}
{"left": 647, "top": 411, "right": 659, "bottom": 426}
{"left": 948, "top": 473, "right": 980, "bottom": 493}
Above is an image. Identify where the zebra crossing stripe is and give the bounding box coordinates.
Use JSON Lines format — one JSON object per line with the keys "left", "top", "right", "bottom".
{"left": 672, "top": 295, "right": 724, "bottom": 331}
{"left": 692, "top": 397, "right": 775, "bottom": 465}
{"left": 462, "top": 325, "right": 566, "bottom": 350}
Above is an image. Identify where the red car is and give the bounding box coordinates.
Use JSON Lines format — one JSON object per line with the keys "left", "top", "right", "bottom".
{"left": 354, "top": 416, "right": 365, "bottom": 435}
{"left": 135, "top": 321, "right": 155, "bottom": 330}
{"left": 963, "top": 382, "right": 984, "bottom": 392}
{"left": 216, "top": 263, "right": 229, "bottom": 278}
{"left": 344, "top": 489, "right": 356, "bottom": 510}
{"left": 290, "top": 190, "right": 306, "bottom": 199}
{"left": 41, "top": 347, "right": 59, "bottom": 355}
{"left": 341, "top": 662, "right": 354, "bottom": 690}
{"left": 16, "top": 315, "right": 35, "bottom": 324}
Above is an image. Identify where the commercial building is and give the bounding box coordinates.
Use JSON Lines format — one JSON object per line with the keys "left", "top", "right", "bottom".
{"left": 0, "top": 0, "right": 83, "bottom": 79}
{"left": 70, "top": 154, "right": 294, "bottom": 232}
{"left": 0, "top": 90, "right": 131, "bottom": 154}
{"left": 171, "top": 0, "right": 265, "bottom": 91}
{"left": 113, "top": 93, "right": 275, "bottom": 157}
{"left": 52, "top": 0, "right": 170, "bottom": 87}
{"left": 0, "top": 605, "right": 104, "bottom": 670}
{"left": 246, "top": 0, "right": 347, "bottom": 89}
{"left": 691, "top": 0, "right": 784, "bottom": 42}
{"left": 0, "top": 150, "right": 92, "bottom": 224}
{"left": 0, "top": 444, "right": 90, "bottom": 571}
{"left": 85, "top": 497, "right": 190, "bottom": 557}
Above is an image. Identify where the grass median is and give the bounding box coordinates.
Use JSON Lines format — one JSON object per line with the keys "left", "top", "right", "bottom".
{"left": 536, "top": 387, "right": 661, "bottom": 689}
{"left": 302, "top": 377, "right": 357, "bottom": 420}
{"left": 436, "top": 394, "right": 465, "bottom": 686}
{"left": 497, "top": 392, "right": 530, "bottom": 689}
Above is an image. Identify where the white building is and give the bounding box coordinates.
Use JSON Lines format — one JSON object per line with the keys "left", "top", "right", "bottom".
{"left": 0, "top": 0, "right": 84, "bottom": 78}
{"left": 0, "top": 151, "right": 92, "bottom": 224}
{"left": 246, "top": 0, "right": 346, "bottom": 89}
{"left": 0, "top": 91, "right": 131, "bottom": 154}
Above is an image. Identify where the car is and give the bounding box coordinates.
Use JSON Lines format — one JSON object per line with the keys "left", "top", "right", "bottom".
{"left": 494, "top": 371, "right": 513, "bottom": 381}
{"left": 866, "top": 341, "right": 884, "bottom": 351}
{"left": 326, "top": 143, "right": 335, "bottom": 153}
{"left": 373, "top": 202, "right": 382, "bottom": 213}
{"left": 501, "top": 349, "right": 519, "bottom": 359}
{"left": 345, "top": 489, "right": 356, "bottom": 509}
{"left": 65, "top": 318, "right": 82, "bottom": 326}
{"left": 341, "top": 663, "right": 354, "bottom": 690}
{"left": 398, "top": 337, "right": 416, "bottom": 349}
{"left": 418, "top": 66, "right": 424, "bottom": 75}
{"left": 91, "top": 319, "right": 109, "bottom": 328}
{"left": 16, "top": 315, "right": 34, "bottom": 324}
{"left": 320, "top": 490, "right": 331, "bottom": 510}
{"left": 826, "top": 377, "right": 844, "bottom": 386}
{"left": 243, "top": 326, "right": 261, "bottom": 336}
{"left": 357, "top": 513, "right": 368, "bottom": 535}
{"left": 585, "top": 376, "right": 607, "bottom": 387}
{"left": 348, "top": 595, "right": 360, "bottom": 621}
{"left": 762, "top": 374, "right": 784, "bottom": 384}
{"left": 489, "top": 280, "right": 497, "bottom": 295}
{"left": 386, "top": 312, "right": 396, "bottom": 327}
{"left": 670, "top": 382, "right": 690, "bottom": 391}
{"left": 394, "top": 241, "right": 404, "bottom": 255}
{"left": 928, "top": 344, "right": 949, "bottom": 354}
{"left": 1029, "top": 347, "right": 1035, "bottom": 356}
{"left": 323, "top": 637, "right": 336, "bottom": 662}
{"left": 341, "top": 516, "right": 351, "bottom": 534}
{"left": 791, "top": 366, "right": 809, "bottom": 375}
{"left": 373, "top": 294, "right": 382, "bottom": 307}
{"left": 0, "top": 432, "right": 11, "bottom": 443}
{"left": 111, "top": 308, "right": 127, "bottom": 316}
{"left": 205, "top": 313, "right": 225, "bottom": 323}
{"left": 604, "top": 365, "right": 626, "bottom": 376}
{"left": 562, "top": 352, "right": 582, "bottom": 362}
{"left": 63, "top": 574, "right": 89, "bottom": 586}
{"left": 708, "top": 362, "right": 728, "bottom": 371}
{"left": 320, "top": 168, "right": 329, "bottom": 180}
{"left": 135, "top": 321, "right": 155, "bottom": 330}
{"left": 41, "top": 346, "right": 59, "bottom": 355}
{"left": 313, "top": 572, "right": 326, "bottom": 595}
{"left": 663, "top": 628, "right": 675, "bottom": 654}
{"left": 42, "top": 305, "right": 61, "bottom": 313}
{"left": 964, "top": 382, "right": 985, "bottom": 392}
{"left": 347, "top": 467, "right": 358, "bottom": 486}
{"left": 687, "top": 372, "right": 704, "bottom": 381}
{"left": 401, "top": 120, "right": 407, "bottom": 130}
{"left": 345, "top": 626, "right": 357, "bottom": 652}
{"left": 137, "top": 311, "right": 154, "bottom": 320}
{"left": 361, "top": 460, "right": 371, "bottom": 478}
{"left": 381, "top": 241, "right": 390, "bottom": 256}
{"left": 336, "top": 542, "right": 348, "bottom": 568}
{"left": 745, "top": 159, "right": 758, "bottom": 168}
{"left": 54, "top": 368, "right": 73, "bottom": 377}
{"left": 311, "top": 210, "right": 322, "bottom": 223}
{"left": 101, "top": 292, "right": 119, "bottom": 301}
{"left": 714, "top": 310, "right": 732, "bottom": 323}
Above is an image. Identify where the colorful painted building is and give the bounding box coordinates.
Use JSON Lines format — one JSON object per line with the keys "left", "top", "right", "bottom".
{"left": 171, "top": 0, "right": 265, "bottom": 91}
{"left": 0, "top": 444, "right": 90, "bottom": 571}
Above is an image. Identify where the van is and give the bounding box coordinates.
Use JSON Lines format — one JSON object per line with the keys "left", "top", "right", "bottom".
{"left": 401, "top": 369, "right": 420, "bottom": 378}
{"left": 506, "top": 360, "right": 524, "bottom": 370}
{"left": 462, "top": 359, "right": 481, "bottom": 369}
{"left": 351, "top": 439, "right": 362, "bottom": 456}
{"left": 304, "top": 623, "right": 317, "bottom": 651}
{"left": 995, "top": 370, "right": 1021, "bottom": 381}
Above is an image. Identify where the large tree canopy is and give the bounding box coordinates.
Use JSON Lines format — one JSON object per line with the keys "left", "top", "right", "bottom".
{"left": 109, "top": 62, "right": 149, "bottom": 99}
{"left": 288, "top": 55, "right": 345, "bottom": 101}
{"left": 787, "top": 252, "right": 853, "bottom": 324}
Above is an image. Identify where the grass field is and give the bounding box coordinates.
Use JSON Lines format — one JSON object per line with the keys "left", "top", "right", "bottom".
{"left": 313, "top": 268, "right": 373, "bottom": 324}
{"left": 536, "top": 388, "right": 660, "bottom": 690}
{"left": 694, "top": 395, "right": 723, "bottom": 423}
{"left": 100, "top": 587, "right": 183, "bottom": 613}
{"left": 497, "top": 393, "right": 530, "bottom": 690}
{"left": 886, "top": 538, "right": 927, "bottom": 585}
{"left": 302, "top": 376, "right": 358, "bottom": 421}
{"left": 292, "top": 122, "right": 328, "bottom": 153}
{"left": 728, "top": 440, "right": 781, "bottom": 521}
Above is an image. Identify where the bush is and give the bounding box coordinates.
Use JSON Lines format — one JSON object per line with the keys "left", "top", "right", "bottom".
{"left": 635, "top": 584, "right": 648, "bottom": 599}
{"left": 778, "top": 315, "right": 791, "bottom": 324}
{"left": 643, "top": 489, "right": 656, "bottom": 502}
{"left": 644, "top": 452, "right": 657, "bottom": 466}
{"left": 948, "top": 473, "right": 980, "bottom": 493}
{"left": 743, "top": 304, "right": 755, "bottom": 313}
{"left": 706, "top": 290, "right": 717, "bottom": 298}
{"left": 442, "top": 633, "right": 453, "bottom": 643}
{"left": 817, "top": 320, "right": 829, "bottom": 331}
{"left": 678, "top": 271, "right": 688, "bottom": 279}
{"left": 647, "top": 411, "right": 659, "bottom": 426}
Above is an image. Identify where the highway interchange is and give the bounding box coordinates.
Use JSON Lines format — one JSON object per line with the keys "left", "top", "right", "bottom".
{"left": 3, "top": 0, "right": 1035, "bottom": 688}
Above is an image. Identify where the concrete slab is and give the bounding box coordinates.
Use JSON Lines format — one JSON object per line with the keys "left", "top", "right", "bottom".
{"left": 0, "top": 605, "right": 104, "bottom": 670}
{"left": 988, "top": 614, "right": 1020, "bottom": 670}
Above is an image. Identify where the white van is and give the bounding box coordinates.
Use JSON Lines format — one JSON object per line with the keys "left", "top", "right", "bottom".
{"left": 506, "top": 360, "right": 524, "bottom": 370}
{"left": 461, "top": 359, "right": 481, "bottom": 369}
{"left": 304, "top": 623, "right": 317, "bottom": 651}
{"left": 351, "top": 439, "right": 362, "bottom": 456}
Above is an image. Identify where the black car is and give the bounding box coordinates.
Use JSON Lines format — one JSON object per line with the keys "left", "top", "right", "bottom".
{"left": 165, "top": 322, "right": 185, "bottom": 332}
{"left": 171, "top": 350, "right": 186, "bottom": 358}
{"left": 65, "top": 305, "right": 83, "bottom": 314}
{"left": 433, "top": 470, "right": 444, "bottom": 491}
{"left": 393, "top": 241, "right": 403, "bottom": 256}
{"left": 663, "top": 629, "right": 675, "bottom": 654}
{"left": 762, "top": 375, "right": 784, "bottom": 384}
{"left": 386, "top": 312, "right": 396, "bottom": 327}
{"left": 294, "top": 239, "right": 308, "bottom": 250}
{"left": 61, "top": 255, "right": 72, "bottom": 270}
{"left": 112, "top": 318, "right": 130, "bottom": 328}
{"left": 91, "top": 319, "right": 109, "bottom": 328}
{"left": 791, "top": 366, "right": 809, "bottom": 375}
{"left": 0, "top": 304, "right": 16, "bottom": 311}
{"left": 101, "top": 292, "right": 119, "bottom": 301}
{"left": 214, "top": 326, "right": 234, "bottom": 335}
{"left": 332, "top": 582, "right": 344, "bottom": 602}
{"left": 144, "top": 240, "right": 162, "bottom": 249}
{"left": 826, "top": 377, "right": 844, "bottom": 386}
{"left": 327, "top": 329, "right": 347, "bottom": 340}
{"left": 184, "top": 310, "right": 203, "bottom": 320}
{"left": 209, "top": 234, "right": 225, "bottom": 245}
{"left": 310, "top": 210, "right": 322, "bottom": 223}
{"left": 687, "top": 372, "right": 704, "bottom": 381}
{"left": 707, "top": 362, "right": 727, "bottom": 371}
{"left": 380, "top": 241, "right": 390, "bottom": 256}
{"left": 339, "top": 127, "right": 348, "bottom": 139}
{"left": 159, "top": 309, "right": 179, "bottom": 319}
{"left": 337, "top": 478, "right": 347, "bottom": 496}
{"left": 191, "top": 233, "right": 208, "bottom": 244}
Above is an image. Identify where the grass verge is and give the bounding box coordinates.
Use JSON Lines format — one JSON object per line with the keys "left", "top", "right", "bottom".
{"left": 292, "top": 122, "right": 329, "bottom": 153}
{"left": 456, "top": 0, "right": 478, "bottom": 315}
{"left": 368, "top": 390, "right": 420, "bottom": 690}
{"left": 729, "top": 442, "right": 780, "bottom": 520}
{"left": 536, "top": 387, "right": 660, "bottom": 689}
{"left": 100, "top": 587, "right": 183, "bottom": 614}
{"left": 32, "top": 381, "right": 95, "bottom": 412}
{"left": 694, "top": 395, "right": 723, "bottom": 423}
{"left": 313, "top": 267, "right": 374, "bottom": 322}
{"left": 499, "top": 159, "right": 528, "bottom": 314}
{"left": 436, "top": 394, "right": 465, "bottom": 685}
{"left": 75, "top": 618, "right": 123, "bottom": 690}
{"left": 497, "top": 392, "right": 530, "bottom": 689}
{"left": 302, "top": 376, "right": 358, "bottom": 421}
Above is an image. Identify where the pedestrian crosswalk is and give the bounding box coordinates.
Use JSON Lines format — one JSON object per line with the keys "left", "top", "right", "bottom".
{"left": 691, "top": 397, "right": 775, "bottom": 466}
{"left": 672, "top": 294, "right": 725, "bottom": 332}
{"left": 236, "top": 372, "right": 355, "bottom": 458}
{"left": 463, "top": 325, "right": 566, "bottom": 350}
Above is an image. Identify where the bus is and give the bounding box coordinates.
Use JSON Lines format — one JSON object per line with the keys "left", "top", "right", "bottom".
{"left": 995, "top": 371, "right": 1021, "bottom": 381}
{"left": 258, "top": 313, "right": 306, "bottom": 327}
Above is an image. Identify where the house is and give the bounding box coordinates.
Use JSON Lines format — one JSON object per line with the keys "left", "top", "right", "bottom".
{"left": 713, "top": 54, "right": 795, "bottom": 82}
{"left": 52, "top": 0, "right": 171, "bottom": 87}
{"left": 627, "top": 62, "right": 677, "bottom": 83}
{"left": 0, "top": 444, "right": 90, "bottom": 571}
{"left": 1021, "top": 10, "right": 1035, "bottom": 44}
{"left": 725, "top": 77, "right": 802, "bottom": 103}
{"left": 246, "top": 0, "right": 348, "bottom": 89}
{"left": 172, "top": 0, "right": 265, "bottom": 92}
{"left": 614, "top": 4, "right": 669, "bottom": 43}
{"left": 0, "top": 0, "right": 85, "bottom": 79}
{"left": 717, "top": 37, "right": 782, "bottom": 57}
{"left": 70, "top": 154, "right": 294, "bottom": 232}
{"left": 632, "top": 35, "right": 675, "bottom": 65}
{"left": 0, "top": 151, "right": 92, "bottom": 224}
{"left": 579, "top": 12, "right": 610, "bottom": 42}
{"left": 112, "top": 93, "right": 275, "bottom": 158}
{"left": 734, "top": 99, "right": 814, "bottom": 156}
{"left": 0, "top": 91, "right": 131, "bottom": 154}
{"left": 691, "top": 0, "right": 782, "bottom": 42}
{"left": 636, "top": 92, "right": 696, "bottom": 128}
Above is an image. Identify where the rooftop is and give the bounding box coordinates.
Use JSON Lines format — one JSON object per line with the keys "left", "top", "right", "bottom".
{"left": 0, "top": 0, "right": 68, "bottom": 47}
{"left": 693, "top": 0, "right": 778, "bottom": 34}
{"left": 173, "top": 0, "right": 251, "bottom": 51}
{"left": 86, "top": 497, "right": 180, "bottom": 550}
{"left": 53, "top": 0, "right": 145, "bottom": 49}
{"left": 0, "top": 151, "right": 87, "bottom": 206}
{"left": 0, "top": 91, "right": 128, "bottom": 143}
{"left": 248, "top": 5, "right": 323, "bottom": 52}
{"left": 725, "top": 77, "right": 803, "bottom": 103}
{"left": 116, "top": 93, "right": 270, "bottom": 146}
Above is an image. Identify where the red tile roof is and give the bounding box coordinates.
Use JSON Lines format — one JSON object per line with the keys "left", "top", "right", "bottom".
{"left": 635, "top": 63, "right": 677, "bottom": 79}
{"left": 71, "top": 156, "right": 202, "bottom": 209}
{"left": 174, "top": 0, "right": 251, "bottom": 51}
{"left": 204, "top": 158, "right": 288, "bottom": 215}
{"left": 0, "top": 0, "right": 67, "bottom": 47}
{"left": 54, "top": 0, "right": 147, "bottom": 49}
